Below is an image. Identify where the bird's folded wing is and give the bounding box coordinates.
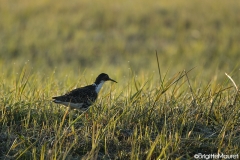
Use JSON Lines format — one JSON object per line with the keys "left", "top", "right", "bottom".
{"left": 53, "top": 87, "right": 97, "bottom": 103}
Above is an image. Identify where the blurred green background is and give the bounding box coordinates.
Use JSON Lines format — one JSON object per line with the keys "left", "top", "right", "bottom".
{"left": 1, "top": 0, "right": 240, "bottom": 83}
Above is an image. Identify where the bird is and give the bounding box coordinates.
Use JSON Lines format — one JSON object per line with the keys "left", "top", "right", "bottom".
{"left": 52, "top": 73, "right": 117, "bottom": 111}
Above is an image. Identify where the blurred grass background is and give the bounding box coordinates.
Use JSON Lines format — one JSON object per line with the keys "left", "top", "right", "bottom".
{"left": 1, "top": 0, "right": 240, "bottom": 159}
{"left": 1, "top": 0, "right": 240, "bottom": 82}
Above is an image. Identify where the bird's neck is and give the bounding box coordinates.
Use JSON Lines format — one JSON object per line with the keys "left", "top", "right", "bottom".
{"left": 93, "top": 80, "right": 105, "bottom": 93}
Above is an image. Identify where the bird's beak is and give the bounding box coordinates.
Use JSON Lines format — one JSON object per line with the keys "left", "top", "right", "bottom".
{"left": 109, "top": 78, "right": 117, "bottom": 83}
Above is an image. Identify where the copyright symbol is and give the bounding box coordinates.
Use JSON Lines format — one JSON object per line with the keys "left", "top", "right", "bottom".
{"left": 194, "top": 154, "right": 199, "bottom": 159}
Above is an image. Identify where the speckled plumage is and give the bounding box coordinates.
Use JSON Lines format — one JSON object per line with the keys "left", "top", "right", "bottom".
{"left": 52, "top": 73, "right": 117, "bottom": 110}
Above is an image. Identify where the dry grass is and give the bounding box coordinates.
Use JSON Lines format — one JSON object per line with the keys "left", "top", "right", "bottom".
{"left": 0, "top": 0, "right": 240, "bottom": 159}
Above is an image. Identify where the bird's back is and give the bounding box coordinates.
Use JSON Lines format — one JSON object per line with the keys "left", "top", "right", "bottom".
{"left": 52, "top": 85, "right": 97, "bottom": 105}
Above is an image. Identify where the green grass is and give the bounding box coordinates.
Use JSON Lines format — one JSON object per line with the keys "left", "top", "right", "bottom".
{"left": 1, "top": 61, "right": 239, "bottom": 159}
{"left": 0, "top": 0, "right": 240, "bottom": 159}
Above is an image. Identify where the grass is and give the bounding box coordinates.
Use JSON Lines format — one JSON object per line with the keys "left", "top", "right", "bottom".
{"left": 1, "top": 60, "right": 239, "bottom": 159}
{"left": 0, "top": 0, "right": 240, "bottom": 159}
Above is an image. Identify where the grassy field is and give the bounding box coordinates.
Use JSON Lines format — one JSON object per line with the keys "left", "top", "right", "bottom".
{"left": 0, "top": 0, "right": 240, "bottom": 159}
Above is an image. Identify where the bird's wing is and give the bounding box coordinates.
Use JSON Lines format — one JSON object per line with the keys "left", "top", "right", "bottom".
{"left": 53, "top": 86, "right": 97, "bottom": 104}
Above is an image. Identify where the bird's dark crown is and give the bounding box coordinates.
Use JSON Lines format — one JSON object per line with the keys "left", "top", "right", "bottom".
{"left": 94, "top": 73, "right": 117, "bottom": 84}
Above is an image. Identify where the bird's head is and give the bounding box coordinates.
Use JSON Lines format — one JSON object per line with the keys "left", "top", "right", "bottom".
{"left": 95, "top": 73, "right": 117, "bottom": 84}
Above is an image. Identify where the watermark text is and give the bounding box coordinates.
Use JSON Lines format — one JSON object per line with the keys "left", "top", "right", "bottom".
{"left": 194, "top": 153, "right": 239, "bottom": 159}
